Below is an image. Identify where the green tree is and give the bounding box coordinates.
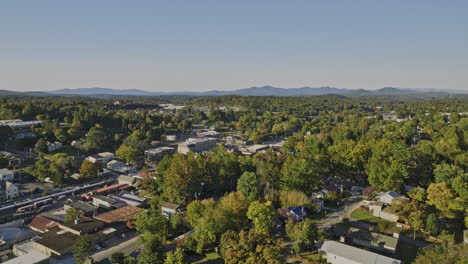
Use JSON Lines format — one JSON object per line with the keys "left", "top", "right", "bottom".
{"left": 34, "top": 138, "right": 48, "bottom": 154}
{"left": 408, "top": 187, "right": 426, "bottom": 202}
{"left": 368, "top": 139, "right": 412, "bottom": 191}
{"left": 111, "top": 252, "right": 125, "bottom": 264}
{"left": 281, "top": 158, "right": 321, "bottom": 195}
{"left": 64, "top": 208, "right": 82, "bottom": 223}
{"left": 162, "top": 154, "right": 201, "bottom": 204}
{"left": 247, "top": 201, "right": 275, "bottom": 235}
{"left": 427, "top": 182, "right": 464, "bottom": 217}
{"left": 434, "top": 163, "right": 464, "bottom": 183}
{"left": 134, "top": 211, "right": 169, "bottom": 240}
{"left": 425, "top": 213, "right": 440, "bottom": 236}
{"left": 82, "top": 125, "right": 109, "bottom": 153}
{"left": 237, "top": 172, "right": 260, "bottom": 202}
{"left": 413, "top": 244, "right": 467, "bottom": 264}
{"left": 72, "top": 235, "right": 94, "bottom": 264}
{"left": 138, "top": 236, "right": 164, "bottom": 264}
{"left": 0, "top": 154, "right": 9, "bottom": 169}
{"left": 116, "top": 144, "right": 140, "bottom": 164}
{"left": 164, "top": 248, "right": 185, "bottom": 264}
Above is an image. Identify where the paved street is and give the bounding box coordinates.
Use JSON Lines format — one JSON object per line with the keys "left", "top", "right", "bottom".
{"left": 316, "top": 196, "right": 364, "bottom": 229}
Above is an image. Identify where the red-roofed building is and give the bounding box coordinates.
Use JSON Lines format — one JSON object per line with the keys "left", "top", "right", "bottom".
{"left": 28, "top": 216, "right": 59, "bottom": 233}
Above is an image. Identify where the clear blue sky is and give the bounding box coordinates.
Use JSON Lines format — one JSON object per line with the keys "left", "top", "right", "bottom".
{"left": 1, "top": 1, "right": 467, "bottom": 91}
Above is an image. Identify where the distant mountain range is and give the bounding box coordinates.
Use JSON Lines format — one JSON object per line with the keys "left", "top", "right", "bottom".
{"left": 1, "top": 86, "right": 467, "bottom": 97}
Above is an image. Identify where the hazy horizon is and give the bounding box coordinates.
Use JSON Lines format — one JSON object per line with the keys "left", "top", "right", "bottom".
{"left": 1, "top": 1, "right": 467, "bottom": 92}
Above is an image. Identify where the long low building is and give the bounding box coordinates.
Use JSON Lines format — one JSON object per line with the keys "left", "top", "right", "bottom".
{"left": 320, "top": 240, "right": 401, "bottom": 264}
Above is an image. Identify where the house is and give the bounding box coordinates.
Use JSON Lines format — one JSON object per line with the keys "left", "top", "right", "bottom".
{"left": 311, "top": 190, "right": 328, "bottom": 199}
{"left": 343, "top": 227, "right": 399, "bottom": 254}
{"left": 46, "top": 141, "right": 62, "bottom": 152}
{"left": 369, "top": 202, "right": 399, "bottom": 222}
{"left": 178, "top": 137, "right": 217, "bottom": 154}
{"left": 132, "top": 171, "right": 156, "bottom": 181}
{"left": 118, "top": 175, "right": 136, "bottom": 186}
{"left": 377, "top": 191, "right": 407, "bottom": 205}
{"left": 27, "top": 216, "right": 59, "bottom": 233}
{"left": 310, "top": 199, "right": 324, "bottom": 213}
{"left": 0, "top": 181, "right": 19, "bottom": 199}
{"left": 87, "top": 152, "right": 115, "bottom": 164}
{"left": 0, "top": 168, "right": 14, "bottom": 181}
{"left": 93, "top": 205, "right": 143, "bottom": 224}
{"left": 278, "top": 207, "right": 307, "bottom": 222}
{"left": 286, "top": 206, "right": 306, "bottom": 221}
{"left": 0, "top": 151, "right": 22, "bottom": 166}
{"left": 144, "top": 147, "right": 175, "bottom": 162}
{"left": 161, "top": 202, "right": 184, "bottom": 217}
{"left": 320, "top": 240, "right": 401, "bottom": 264}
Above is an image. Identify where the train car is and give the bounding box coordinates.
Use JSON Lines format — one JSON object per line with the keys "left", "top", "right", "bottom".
{"left": 33, "top": 198, "right": 53, "bottom": 208}
{"left": 17, "top": 204, "right": 34, "bottom": 213}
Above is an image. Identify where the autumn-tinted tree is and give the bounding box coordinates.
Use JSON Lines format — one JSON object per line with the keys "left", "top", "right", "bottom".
{"left": 247, "top": 201, "right": 275, "bottom": 235}
{"left": 79, "top": 160, "right": 99, "bottom": 179}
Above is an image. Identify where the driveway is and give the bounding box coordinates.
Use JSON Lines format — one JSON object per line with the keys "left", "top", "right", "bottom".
{"left": 316, "top": 196, "right": 363, "bottom": 229}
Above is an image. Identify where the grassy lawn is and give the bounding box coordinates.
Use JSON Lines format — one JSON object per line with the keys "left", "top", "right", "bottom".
{"left": 192, "top": 252, "right": 223, "bottom": 264}
{"left": 395, "top": 240, "right": 420, "bottom": 264}
{"left": 299, "top": 252, "right": 323, "bottom": 261}
{"left": 350, "top": 209, "right": 381, "bottom": 224}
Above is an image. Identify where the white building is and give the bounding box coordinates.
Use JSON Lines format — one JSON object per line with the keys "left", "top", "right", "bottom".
{"left": 0, "top": 169, "right": 14, "bottom": 181}
{"left": 178, "top": 137, "right": 217, "bottom": 154}
{"left": 320, "top": 240, "right": 401, "bottom": 264}
{"left": 47, "top": 141, "right": 62, "bottom": 152}
{"left": 2, "top": 181, "right": 19, "bottom": 199}
{"left": 377, "top": 191, "right": 407, "bottom": 205}
{"left": 87, "top": 152, "right": 115, "bottom": 164}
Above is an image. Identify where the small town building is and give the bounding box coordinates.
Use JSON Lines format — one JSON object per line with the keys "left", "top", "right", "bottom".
{"left": 144, "top": 147, "right": 175, "bottom": 162}
{"left": 178, "top": 137, "right": 217, "bottom": 154}
{"left": 377, "top": 191, "right": 407, "bottom": 205}
{"left": 27, "top": 216, "right": 59, "bottom": 233}
{"left": 0, "top": 169, "right": 14, "bottom": 181}
{"left": 91, "top": 195, "right": 121, "bottom": 209}
{"left": 117, "top": 175, "right": 136, "bottom": 186}
{"left": 63, "top": 201, "right": 97, "bottom": 217}
{"left": 0, "top": 181, "right": 19, "bottom": 199}
{"left": 94, "top": 205, "right": 143, "bottom": 224}
{"left": 320, "top": 240, "right": 401, "bottom": 264}
{"left": 343, "top": 227, "right": 399, "bottom": 254}
{"left": 161, "top": 202, "right": 184, "bottom": 217}
{"left": 368, "top": 202, "right": 399, "bottom": 222}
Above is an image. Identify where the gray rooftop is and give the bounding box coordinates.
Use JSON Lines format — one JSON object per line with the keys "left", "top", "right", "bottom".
{"left": 321, "top": 240, "right": 401, "bottom": 264}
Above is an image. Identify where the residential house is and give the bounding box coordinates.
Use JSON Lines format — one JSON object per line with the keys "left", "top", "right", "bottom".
{"left": 320, "top": 240, "right": 401, "bottom": 264}
{"left": 87, "top": 152, "right": 115, "bottom": 164}
{"left": 161, "top": 202, "right": 184, "bottom": 217}
{"left": 46, "top": 141, "right": 62, "bottom": 152}
{"left": 0, "top": 168, "right": 14, "bottom": 181}
{"left": 343, "top": 227, "right": 399, "bottom": 254}
{"left": 310, "top": 199, "right": 324, "bottom": 213}
{"left": 369, "top": 202, "right": 399, "bottom": 222}
{"left": 0, "top": 151, "right": 22, "bottom": 166}
{"left": 0, "top": 181, "right": 19, "bottom": 199}
{"left": 278, "top": 206, "right": 307, "bottom": 222}
{"left": 377, "top": 191, "right": 407, "bottom": 205}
